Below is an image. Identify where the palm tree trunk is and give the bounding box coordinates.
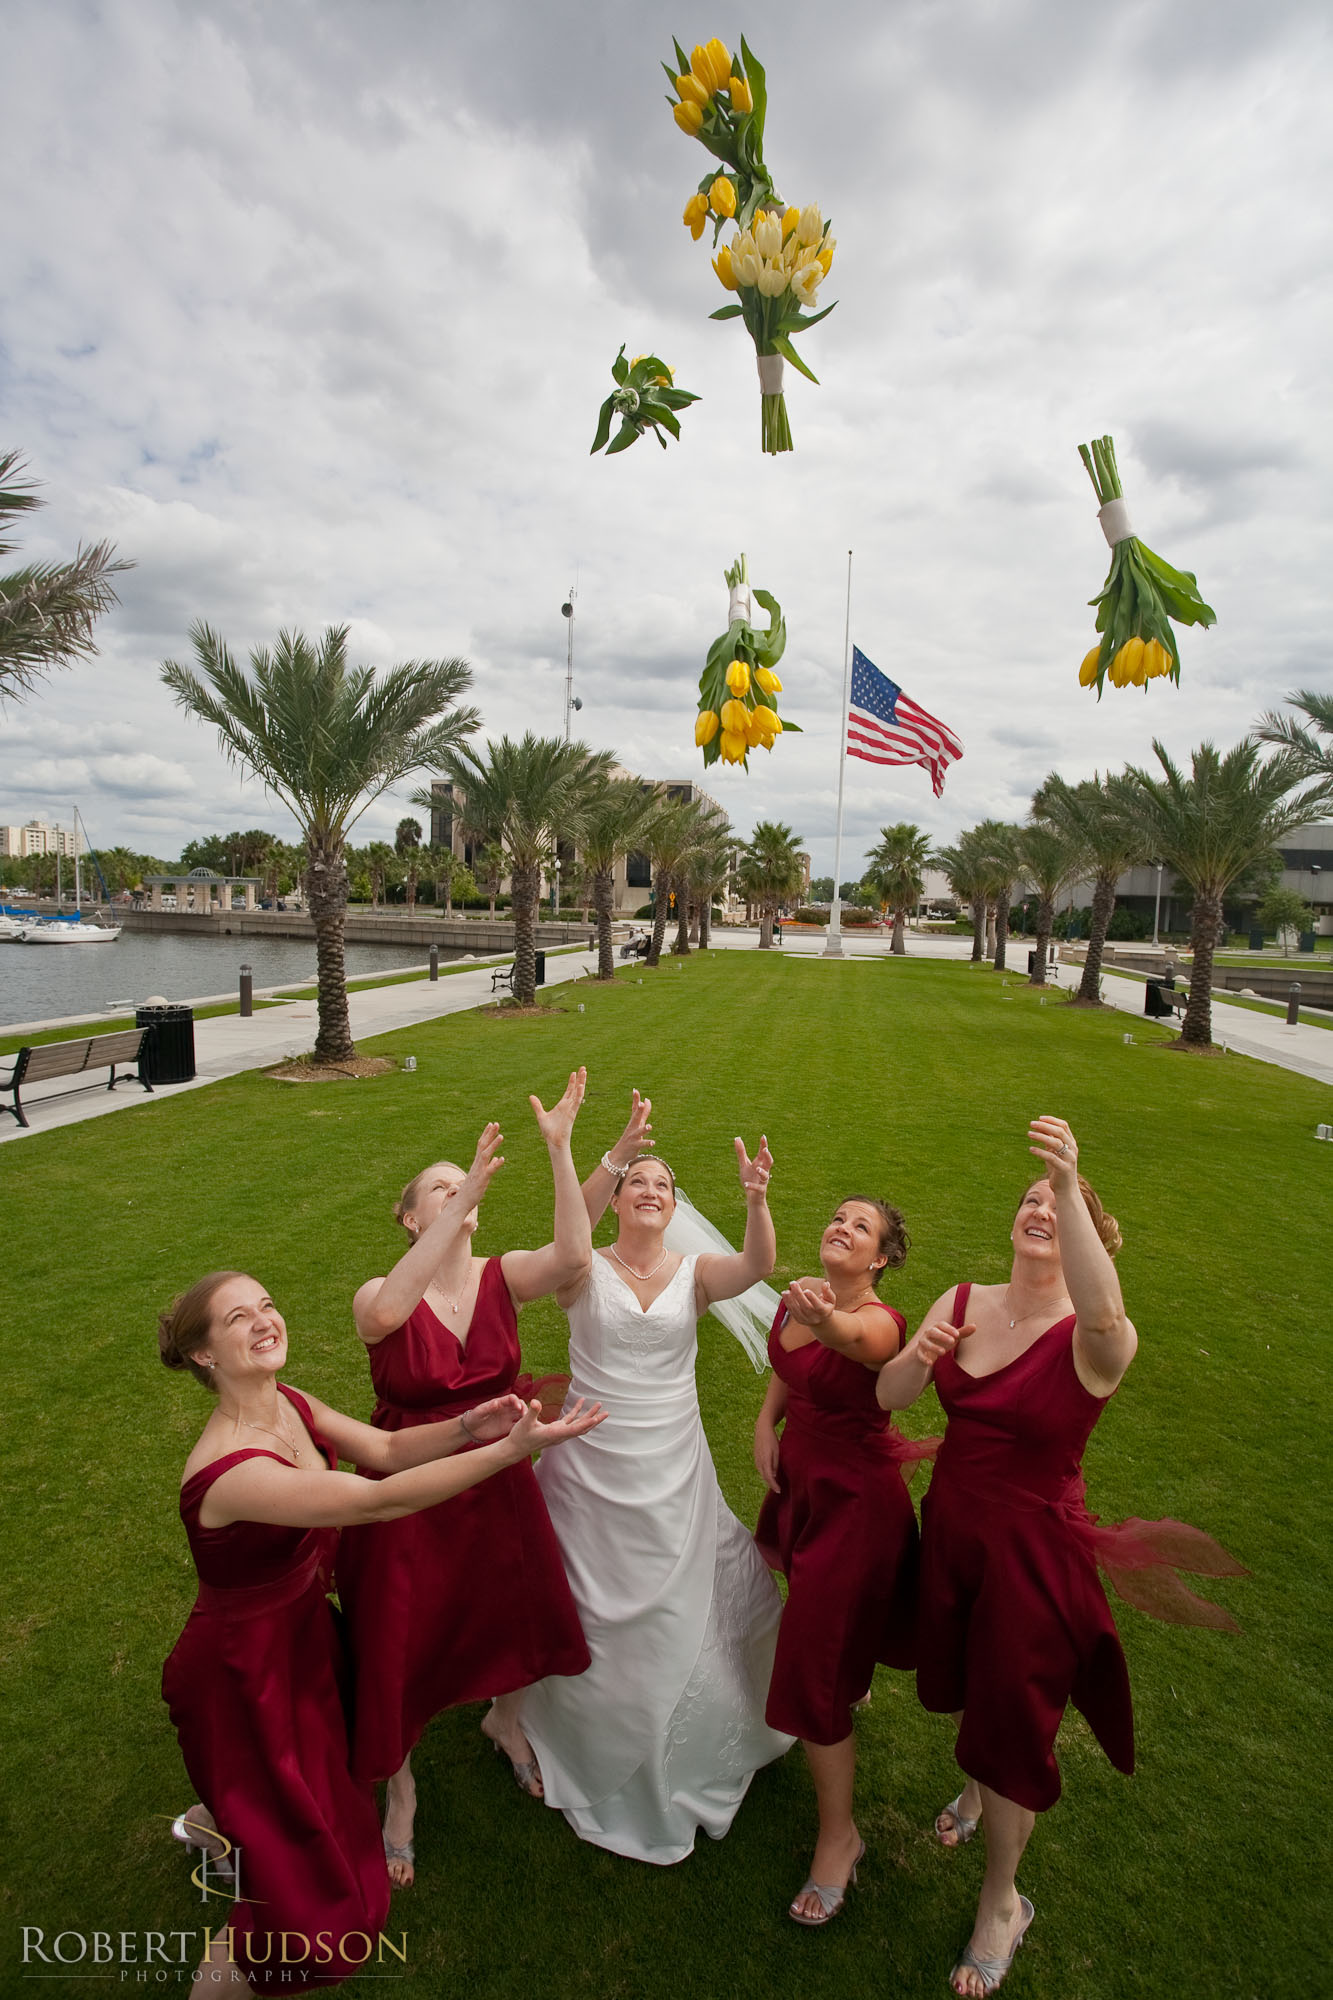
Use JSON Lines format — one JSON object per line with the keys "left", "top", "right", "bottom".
{"left": 689, "top": 901, "right": 700, "bottom": 945}
{"left": 594, "top": 868, "right": 615, "bottom": 979}
{"left": 891, "top": 910, "right": 906, "bottom": 955}
{"left": 1030, "top": 897, "right": 1054, "bottom": 985}
{"left": 405, "top": 862, "right": 417, "bottom": 912}
{"left": 647, "top": 888, "right": 669, "bottom": 968}
{"left": 759, "top": 908, "right": 773, "bottom": 947}
{"left": 307, "top": 836, "right": 355, "bottom": 1062}
{"left": 1078, "top": 873, "right": 1116, "bottom": 1002}
{"left": 699, "top": 899, "right": 712, "bottom": 949}
{"left": 1181, "top": 891, "right": 1220, "bottom": 1046}
{"left": 970, "top": 896, "right": 985, "bottom": 962}
{"left": 985, "top": 902, "right": 997, "bottom": 954}
{"left": 672, "top": 881, "right": 690, "bottom": 955}
{"left": 993, "top": 894, "right": 1010, "bottom": 972}
{"left": 511, "top": 861, "right": 539, "bottom": 1004}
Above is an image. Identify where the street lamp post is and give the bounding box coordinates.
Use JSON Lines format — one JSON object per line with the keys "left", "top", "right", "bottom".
{"left": 560, "top": 593, "right": 583, "bottom": 741}
{"left": 551, "top": 856, "right": 561, "bottom": 916}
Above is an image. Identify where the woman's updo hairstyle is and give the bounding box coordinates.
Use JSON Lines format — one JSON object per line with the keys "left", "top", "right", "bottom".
{"left": 836, "top": 1197, "right": 910, "bottom": 1290}
{"left": 158, "top": 1271, "right": 245, "bottom": 1390}
{"left": 393, "top": 1166, "right": 436, "bottom": 1235}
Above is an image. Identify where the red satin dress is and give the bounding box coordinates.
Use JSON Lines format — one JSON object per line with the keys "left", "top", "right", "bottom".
{"left": 756, "top": 1303, "right": 931, "bottom": 1745}
{"left": 336, "top": 1257, "right": 589, "bottom": 1783}
{"left": 917, "top": 1283, "right": 1246, "bottom": 1812}
{"left": 162, "top": 1386, "right": 390, "bottom": 1991}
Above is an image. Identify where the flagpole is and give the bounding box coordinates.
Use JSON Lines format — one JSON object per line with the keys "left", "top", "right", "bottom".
{"left": 822, "top": 550, "right": 853, "bottom": 958}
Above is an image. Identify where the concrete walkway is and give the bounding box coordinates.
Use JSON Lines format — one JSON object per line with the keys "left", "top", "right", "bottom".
{"left": 1046, "top": 961, "right": 1333, "bottom": 1088}
{"left": 1, "top": 949, "right": 600, "bottom": 1143}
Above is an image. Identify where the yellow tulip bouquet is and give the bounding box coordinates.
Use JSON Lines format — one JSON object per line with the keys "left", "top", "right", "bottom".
{"left": 694, "top": 553, "right": 799, "bottom": 768}
{"left": 1077, "top": 435, "right": 1216, "bottom": 694}
{"left": 591, "top": 346, "right": 701, "bottom": 456}
{"left": 666, "top": 35, "right": 836, "bottom": 454}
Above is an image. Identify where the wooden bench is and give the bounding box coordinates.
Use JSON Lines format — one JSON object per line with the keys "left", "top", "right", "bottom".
{"left": 1, "top": 1028, "right": 154, "bottom": 1128}
{"left": 489, "top": 963, "right": 516, "bottom": 993}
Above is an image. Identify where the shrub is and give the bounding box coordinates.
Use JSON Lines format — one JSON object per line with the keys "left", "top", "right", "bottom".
{"left": 791, "top": 906, "right": 829, "bottom": 925}
{"left": 1107, "top": 904, "right": 1151, "bottom": 941}
{"left": 841, "top": 908, "right": 877, "bottom": 927}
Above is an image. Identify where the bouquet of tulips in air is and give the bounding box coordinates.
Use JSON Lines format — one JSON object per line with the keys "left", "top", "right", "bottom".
{"left": 591, "top": 346, "right": 700, "bottom": 456}
{"left": 694, "top": 553, "right": 799, "bottom": 768}
{"left": 1076, "top": 435, "right": 1216, "bottom": 695}
{"left": 667, "top": 34, "right": 836, "bottom": 454}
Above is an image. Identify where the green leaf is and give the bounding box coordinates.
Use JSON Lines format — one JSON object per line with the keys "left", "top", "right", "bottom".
{"left": 772, "top": 332, "right": 819, "bottom": 384}
{"left": 655, "top": 407, "right": 681, "bottom": 440}
{"left": 672, "top": 37, "right": 690, "bottom": 74}
{"left": 605, "top": 422, "right": 640, "bottom": 456}
{"left": 782, "top": 297, "right": 838, "bottom": 335}
{"left": 611, "top": 346, "right": 629, "bottom": 386}
{"left": 776, "top": 718, "right": 802, "bottom": 733}
{"left": 740, "top": 36, "right": 767, "bottom": 144}
{"left": 709, "top": 304, "right": 744, "bottom": 321}
{"left": 589, "top": 396, "right": 614, "bottom": 456}
{"left": 662, "top": 59, "right": 682, "bottom": 90}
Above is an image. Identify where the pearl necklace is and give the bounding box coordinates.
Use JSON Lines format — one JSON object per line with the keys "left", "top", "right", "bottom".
{"left": 609, "top": 1244, "right": 670, "bottom": 1282}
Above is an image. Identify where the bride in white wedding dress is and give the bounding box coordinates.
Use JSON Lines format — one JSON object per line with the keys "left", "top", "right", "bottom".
{"left": 520, "top": 1124, "right": 792, "bottom": 1865}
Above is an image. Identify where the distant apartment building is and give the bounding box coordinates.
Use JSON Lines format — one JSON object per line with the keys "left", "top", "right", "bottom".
{"left": 0, "top": 818, "right": 84, "bottom": 858}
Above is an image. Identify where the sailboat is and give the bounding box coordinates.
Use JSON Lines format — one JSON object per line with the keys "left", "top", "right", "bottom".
{"left": 15, "top": 808, "right": 122, "bottom": 943}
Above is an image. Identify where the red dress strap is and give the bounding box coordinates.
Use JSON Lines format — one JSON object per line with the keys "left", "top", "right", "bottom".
{"left": 951, "top": 1282, "right": 972, "bottom": 1328}
{"left": 180, "top": 1448, "right": 295, "bottom": 1512}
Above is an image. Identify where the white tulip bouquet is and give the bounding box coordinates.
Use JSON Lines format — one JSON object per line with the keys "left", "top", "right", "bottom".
{"left": 666, "top": 33, "right": 836, "bottom": 454}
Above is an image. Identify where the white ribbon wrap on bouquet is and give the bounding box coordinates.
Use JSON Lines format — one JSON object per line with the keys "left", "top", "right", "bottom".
{"left": 663, "top": 1192, "right": 778, "bottom": 1371}
{"left": 728, "top": 582, "right": 753, "bottom": 626}
{"left": 756, "top": 352, "right": 786, "bottom": 396}
{"left": 1098, "top": 498, "right": 1135, "bottom": 547}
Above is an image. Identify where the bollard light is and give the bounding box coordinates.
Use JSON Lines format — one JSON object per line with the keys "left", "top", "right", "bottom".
{"left": 429, "top": 945, "right": 439, "bottom": 981}
{"left": 239, "top": 964, "right": 253, "bottom": 1017}
{"left": 403, "top": 1056, "right": 417, "bottom": 1072}
{"left": 1286, "top": 982, "right": 1301, "bottom": 1026}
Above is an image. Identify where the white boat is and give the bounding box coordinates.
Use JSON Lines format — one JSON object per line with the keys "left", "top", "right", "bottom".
{"left": 0, "top": 914, "right": 28, "bottom": 940}
{"left": 18, "top": 919, "right": 122, "bottom": 944}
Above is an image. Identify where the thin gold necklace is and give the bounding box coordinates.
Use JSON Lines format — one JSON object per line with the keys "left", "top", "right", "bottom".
{"left": 1002, "top": 1285, "right": 1069, "bottom": 1331}
{"left": 610, "top": 1244, "right": 670, "bottom": 1281}
{"left": 226, "top": 1408, "right": 303, "bottom": 1460}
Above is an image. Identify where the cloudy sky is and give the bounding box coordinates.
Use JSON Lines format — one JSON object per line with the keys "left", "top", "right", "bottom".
{"left": 2, "top": 0, "right": 1329, "bottom": 874}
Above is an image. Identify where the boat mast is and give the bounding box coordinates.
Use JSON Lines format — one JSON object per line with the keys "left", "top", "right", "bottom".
{"left": 73, "top": 806, "right": 82, "bottom": 909}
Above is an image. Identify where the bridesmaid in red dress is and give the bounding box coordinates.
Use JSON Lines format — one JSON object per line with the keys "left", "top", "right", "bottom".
{"left": 753, "top": 1197, "right": 930, "bottom": 1927}
{"left": 159, "top": 1250, "right": 602, "bottom": 1990}
{"left": 878, "top": 1115, "right": 1244, "bottom": 1998}
{"left": 336, "top": 1068, "right": 594, "bottom": 1886}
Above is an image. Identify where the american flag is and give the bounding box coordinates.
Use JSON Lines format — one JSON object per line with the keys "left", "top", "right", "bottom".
{"left": 847, "top": 647, "right": 963, "bottom": 798}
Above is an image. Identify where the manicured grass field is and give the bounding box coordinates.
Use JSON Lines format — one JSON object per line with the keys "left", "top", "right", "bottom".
{"left": 3, "top": 954, "right": 1328, "bottom": 1999}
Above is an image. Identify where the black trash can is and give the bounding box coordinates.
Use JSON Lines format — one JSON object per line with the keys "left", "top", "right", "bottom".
{"left": 1299, "top": 931, "right": 1316, "bottom": 953}
{"left": 1248, "top": 929, "right": 1265, "bottom": 951}
{"left": 1144, "top": 980, "right": 1169, "bottom": 1018}
{"left": 136, "top": 1003, "right": 196, "bottom": 1083}
{"left": 534, "top": 950, "right": 546, "bottom": 987}
{"left": 1028, "top": 950, "right": 1037, "bottom": 974}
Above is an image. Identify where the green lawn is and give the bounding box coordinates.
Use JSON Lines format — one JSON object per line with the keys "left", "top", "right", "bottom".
{"left": 2, "top": 954, "right": 1328, "bottom": 1999}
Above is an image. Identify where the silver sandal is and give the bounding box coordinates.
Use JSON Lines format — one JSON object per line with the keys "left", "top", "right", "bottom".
{"left": 171, "top": 1806, "right": 236, "bottom": 1885}
{"left": 949, "top": 1896, "right": 1034, "bottom": 1994}
{"left": 788, "top": 1840, "right": 865, "bottom": 1926}
{"left": 935, "top": 1790, "right": 980, "bottom": 1846}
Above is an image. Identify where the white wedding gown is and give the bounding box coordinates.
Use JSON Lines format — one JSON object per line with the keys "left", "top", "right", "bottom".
{"left": 520, "top": 1253, "right": 792, "bottom": 1864}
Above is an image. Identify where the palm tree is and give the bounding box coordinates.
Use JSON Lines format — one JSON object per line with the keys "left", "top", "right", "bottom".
{"left": 1, "top": 450, "right": 132, "bottom": 703}
{"left": 641, "top": 799, "right": 699, "bottom": 967}
{"left": 670, "top": 804, "right": 730, "bottom": 956}
{"left": 864, "top": 822, "right": 932, "bottom": 955}
{"left": 1016, "top": 822, "right": 1086, "bottom": 986}
{"left": 1256, "top": 690, "right": 1333, "bottom": 780}
{"left": 934, "top": 829, "right": 990, "bottom": 962}
{"left": 364, "top": 841, "right": 396, "bottom": 908}
{"left": 395, "top": 816, "right": 422, "bottom": 911}
{"left": 686, "top": 816, "right": 733, "bottom": 950}
{"left": 427, "top": 735, "right": 612, "bottom": 1003}
{"left": 1123, "top": 739, "right": 1333, "bottom": 1046}
{"left": 1032, "top": 773, "right": 1146, "bottom": 1003}
{"left": 577, "top": 778, "right": 666, "bottom": 978}
{"left": 738, "top": 821, "right": 806, "bottom": 947}
{"left": 973, "top": 821, "right": 1023, "bottom": 972}
{"left": 162, "top": 623, "right": 477, "bottom": 1061}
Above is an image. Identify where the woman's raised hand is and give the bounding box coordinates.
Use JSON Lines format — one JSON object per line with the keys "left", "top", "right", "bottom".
{"left": 609, "top": 1088, "right": 653, "bottom": 1169}
{"left": 781, "top": 1279, "right": 835, "bottom": 1327}
{"left": 529, "top": 1067, "right": 588, "bottom": 1149}
{"left": 461, "top": 1393, "right": 527, "bottom": 1442}
{"left": 735, "top": 1134, "right": 774, "bottom": 1200}
{"left": 912, "top": 1318, "right": 975, "bottom": 1368}
{"left": 505, "top": 1396, "right": 606, "bottom": 1459}
{"left": 1029, "top": 1113, "right": 1079, "bottom": 1186}
{"left": 459, "top": 1122, "right": 505, "bottom": 1209}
